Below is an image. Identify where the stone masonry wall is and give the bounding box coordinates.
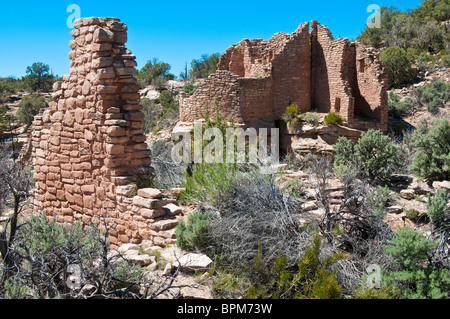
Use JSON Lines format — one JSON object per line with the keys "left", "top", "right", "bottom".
{"left": 31, "top": 17, "right": 184, "bottom": 247}
{"left": 179, "top": 21, "right": 388, "bottom": 132}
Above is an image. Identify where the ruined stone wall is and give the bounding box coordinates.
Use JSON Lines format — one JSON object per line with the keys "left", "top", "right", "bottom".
{"left": 179, "top": 21, "right": 388, "bottom": 133}
{"left": 219, "top": 39, "right": 273, "bottom": 78}
{"left": 351, "top": 43, "right": 389, "bottom": 131}
{"left": 271, "top": 22, "right": 311, "bottom": 117}
{"left": 179, "top": 71, "right": 242, "bottom": 122}
{"left": 311, "top": 21, "right": 354, "bottom": 121}
{"left": 32, "top": 17, "right": 184, "bottom": 247}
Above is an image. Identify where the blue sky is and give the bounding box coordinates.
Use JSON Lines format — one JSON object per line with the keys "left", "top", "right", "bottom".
{"left": 0, "top": 0, "right": 423, "bottom": 79}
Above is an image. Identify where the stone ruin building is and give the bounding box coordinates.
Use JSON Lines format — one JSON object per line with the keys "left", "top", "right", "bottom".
{"left": 30, "top": 17, "right": 183, "bottom": 247}
{"left": 179, "top": 21, "right": 388, "bottom": 132}
{"left": 28, "top": 18, "right": 389, "bottom": 247}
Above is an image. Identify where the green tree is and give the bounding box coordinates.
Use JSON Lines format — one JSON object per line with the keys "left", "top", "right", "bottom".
{"left": 380, "top": 47, "right": 418, "bottom": 88}
{"left": 159, "top": 90, "right": 176, "bottom": 110}
{"left": 16, "top": 94, "right": 48, "bottom": 126}
{"left": 409, "top": 118, "right": 450, "bottom": 181}
{"left": 189, "top": 53, "right": 221, "bottom": 79}
{"left": 137, "top": 58, "right": 175, "bottom": 87}
{"left": 334, "top": 130, "right": 402, "bottom": 181}
{"left": 23, "top": 62, "right": 56, "bottom": 93}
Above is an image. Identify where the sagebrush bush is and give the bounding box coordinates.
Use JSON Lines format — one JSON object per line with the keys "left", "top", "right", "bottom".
{"left": 409, "top": 118, "right": 450, "bottom": 181}
{"left": 388, "top": 91, "right": 416, "bottom": 118}
{"left": 304, "top": 112, "right": 320, "bottom": 126}
{"left": 413, "top": 78, "right": 450, "bottom": 113}
{"left": 17, "top": 93, "right": 48, "bottom": 126}
{"left": 175, "top": 211, "right": 218, "bottom": 251}
{"left": 324, "top": 112, "right": 344, "bottom": 126}
{"left": 334, "top": 130, "right": 402, "bottom": 181}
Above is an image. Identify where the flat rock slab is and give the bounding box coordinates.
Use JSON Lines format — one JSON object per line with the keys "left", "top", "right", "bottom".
{"left": 163, "top": 203, "right": 182, "bottom": 216}
{"left": 175, "top": 253, "right": 212, "bottom": 272}
{"left": 150, "top": 219, "right": 179, "bottom": 231}
{"left": 138, "top": 188, "right": 162, "bottom": 199}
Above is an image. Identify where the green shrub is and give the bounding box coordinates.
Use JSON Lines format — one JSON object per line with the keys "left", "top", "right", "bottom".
{"left": 353, "top": 286, "right": 398, "bottom": 299}
{"left": 304, "top": 112, "right": 320, "bottom": 126}
{"left": 159, "top": 90, "right": 176, "bottom": 110}
{"left": 247, "top": 236, "right": 345, "bottom": 299}
{"left": 334, "top": 130, "right": 402, "bottom": 181}
{"left": 175, "top": 211, "right": 218, "bottom": 251}
{"left": 405, "top": 209, "right": 420, "bottom": 222}
{"left": 383, "top": 227, "right": 450, "bottom": 299}
{"left": 388, "top": 91, "right": 416, "bottom": 118}
{"left": 413, "top": 78, "right": 450, "bottom": 113}
{"left": 183, "top": 81, "right": 199, "bottom": 96}
{"left": 324, "top": 112, "right": 344, "bottom": 126}
{"left": 137, "top": 58, "right": 174, "bottom": 87}
{"left": 17, "top": 94, "right": 48, "bottom": 126}
{"left": 409, "top": 118, "right": 450, "bottom": 181}
{"left": 427, "top": 189, "right": 449, "bottom": 222}
{"left": 380, "top": 47, "right": 418, "bottom": 88}
{"left": 189, "top": 53, "right": 221, "bottom": 80}
{"left": 112, "top": 261, "right": 144, "bottom": 285}
{"left": 282, "top": 104, "right": 300, "bottom": 128}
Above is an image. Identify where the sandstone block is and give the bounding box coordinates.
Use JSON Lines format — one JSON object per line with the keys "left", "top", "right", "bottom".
{"left": 116, "top": 184, "right": 138, "bottom": 197}
{"left": 162, "top": 203, "right": 182, "bottom": 216}
{"left": 140, "top": 208, "right": 166, "bottom": 219}
{"left": 93, "top": 28, "right": 114, "bottom": 43}
{"left": 106, "top": 144, "right": 125, "bottom": 155}
{"left": 106, "top": 126, "right": 126, "bottom": 137}
{"left": 150, "top": 219, "right": 179, "bottom": 231}
{"left": 137, "top": 188, "right": 162, "bottom": 199}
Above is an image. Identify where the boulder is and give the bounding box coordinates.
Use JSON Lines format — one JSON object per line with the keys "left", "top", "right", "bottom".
{"left": 400, "top": 189, "right": 415, "bottom": 200}
{"left": 175, "top": 253, "right": 213, "bottom": 272}
{"left": 163, "top": 203, "right": 182, "bottom": 216}
{"left": 432, "top": 181, "right": 450, "bottom": 194}
{"left": 303, "top": 201, "right": 318, "bottom": 211}
{"left": 125, "top": 253, "right": 154, "bottom": 267}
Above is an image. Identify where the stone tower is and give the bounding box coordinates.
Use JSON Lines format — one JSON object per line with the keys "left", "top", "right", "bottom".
{"left": 31, "top": 17, "right": 155, "bottom": 244}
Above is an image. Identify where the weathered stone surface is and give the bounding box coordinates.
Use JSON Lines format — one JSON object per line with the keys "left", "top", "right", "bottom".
{"left": 400, "top": 189, "right": 415, "bottom": 200}
{"left": 433, "top": 181, "right": 450, "bottom": 194}
{"left": 175, "top": 253, "right": 213, "bottom": 272}
{"left": 387, "top": 206, "right": 403, "bottom": 214}
{"left": 137, "top": 188, "right": 162, "bottom": 199}
{"left": 93, "top": 28, "right": 114, "bottom": 43}
{"left": 140, "top": 208, "right": 166, "bottom": 219}
{"left": 163, "top": 203, "right": 182, "bottom": 216}
{"left": 116, "top": 184, "right": 138, "bottom": 197}
{"left": 150, "top": 219, "right": 179, "bottom": 231}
